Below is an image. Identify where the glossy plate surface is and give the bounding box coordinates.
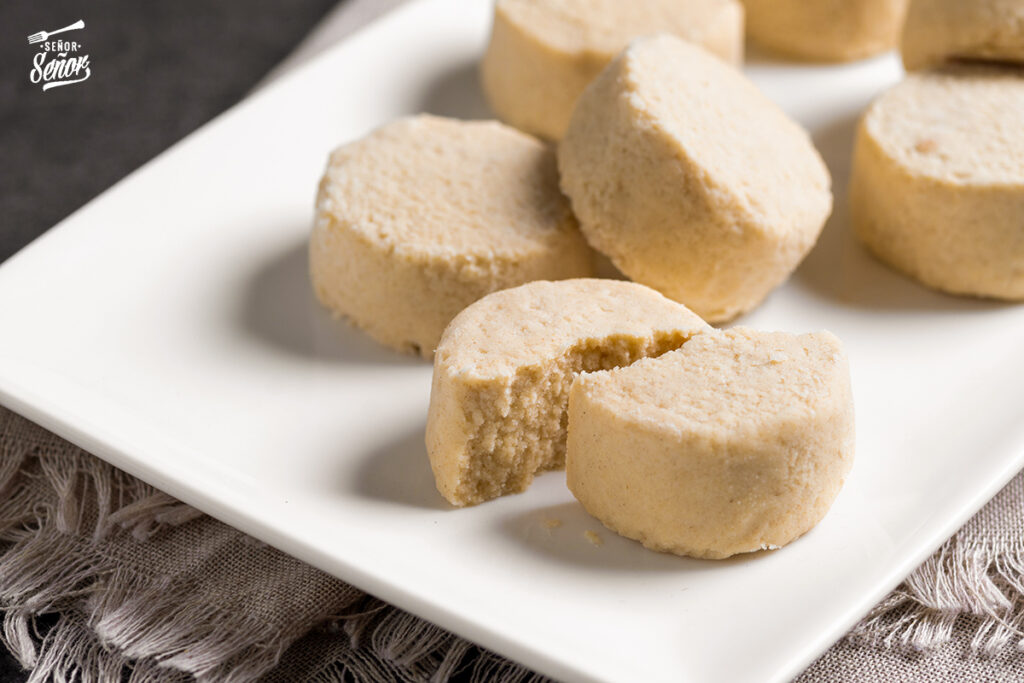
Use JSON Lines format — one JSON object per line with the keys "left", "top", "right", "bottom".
{"left": 1, "top": 2, "right": 1022, "bottom": 681}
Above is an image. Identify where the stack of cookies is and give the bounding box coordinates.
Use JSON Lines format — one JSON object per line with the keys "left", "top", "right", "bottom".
{"left": 311, "top": 0, "right": 833, "bottom": 354}
{"left": 306, "top": 0, "right": 1024, "bottom": 560}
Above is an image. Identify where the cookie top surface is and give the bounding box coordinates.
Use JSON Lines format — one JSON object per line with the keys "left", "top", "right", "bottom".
{"left": 616, "top": 35, "right": 831, "bottom": 236}
{"left": 496, "top": 0, "right": 737, "bottom": 56}
{"left": 436, "top": 279, "right": 708, "bottom": 377}
{"left": 575, "top": 328, "right": 848, "bottom": 436}
{"left": 863, "top": 68, "right": 1024, "bottom": 187}
{"left": 318, "top": 115, "right": 578, "bottom": 258}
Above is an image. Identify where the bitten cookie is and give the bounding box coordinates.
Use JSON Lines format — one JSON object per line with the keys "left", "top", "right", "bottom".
{"left": 425, "top": 279, "right": 709, "bottom": 507}
{"left": 850, "top": 68, "right": 1024, "bottom": 300}
{"left": 480, "top": 0, "right": 743, "bottom": 140}
{"left": 743, "top": 0, "right": 908, "bottom": 62}
{"left": 567, "top": 328, "right": 854, "bottom": 560}
{"left": 901, "top": 0, "right": 1024, "bottom": 70}
{"left": 310, "top": 115, "right": 594, "bottom": 357}
{"left": 558, "top": 35, "right": 832, "bottom": 323}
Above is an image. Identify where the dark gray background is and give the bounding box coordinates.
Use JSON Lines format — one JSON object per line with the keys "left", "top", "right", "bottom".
{"left": 0, "top": 0, "right": 337, "bottom": 263}
{"left": 0, "top": 1, "right": 337, "bottom": 678}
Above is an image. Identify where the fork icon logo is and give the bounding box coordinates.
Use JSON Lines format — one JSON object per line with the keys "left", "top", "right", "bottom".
{"left": 27, "top": 19, "right": 91, "bottom": 92}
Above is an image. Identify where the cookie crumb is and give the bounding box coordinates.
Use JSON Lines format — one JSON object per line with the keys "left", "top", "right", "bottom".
{"left": 584, "top": 530, "right": 603, "bottom": 547}
{"left": 542, "top": 518, "right": 562, "bottom": 529}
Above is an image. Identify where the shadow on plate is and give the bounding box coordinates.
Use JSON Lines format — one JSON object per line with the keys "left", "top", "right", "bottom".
{"left": 792, "top": 114, "right": 1009, "bottom": 315}
{"left": 417, "top": 58, "right": 493, "bottom": 120}
{"left": 348, "top": 421, "right": 451, "bottom": 511}
{"left": 238, "top": 237, "right": 424, "bottom": 366}
{"left": 495, "top": 501, "right": 765, "bottom": 572}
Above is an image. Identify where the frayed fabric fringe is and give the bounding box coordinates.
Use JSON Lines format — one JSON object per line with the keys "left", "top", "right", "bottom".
{"left": 0, "top": 443, "right": 217, "bottom": 680}
{"left": 0, "top": 446, "right": 333, "bottom": 682}
{"left": 850, "top": 540, "right": 1024, "bottom": 655}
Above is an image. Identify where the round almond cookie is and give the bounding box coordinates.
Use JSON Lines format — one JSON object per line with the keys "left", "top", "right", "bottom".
{"left": 901, "top": 0, "right": 1024, "bottom": 70}
{"left": 743, "top": 0, "right": 908, "bottom": 62}
{"left": 567, "top": 328, "right": 855, "bottom": 560}
{"left": 480, "top": 0, "right": 743, "bottom": 140}
{"left": 558, "top": 35, "right": 832, "bottom": 323}
{"left": 425, "top": 279, "right": 709, "bottom": 507}
{"left": 850, "top": 68, "right": 1024, "bottom": 300}
{"left": 310, "top": 115, "right": 594, "bottom": 357}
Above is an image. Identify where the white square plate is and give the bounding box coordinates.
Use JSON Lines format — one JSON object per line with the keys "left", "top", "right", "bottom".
{"left": 2, "top": 2, "right": 1023, "bottom": 681}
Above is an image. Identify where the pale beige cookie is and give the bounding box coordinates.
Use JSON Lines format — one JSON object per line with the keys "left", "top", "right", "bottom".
{"left": 558, "top": 35, "right": 831, "bottom": 323}
{"left": 850, "top": 68, "right": 1024, "bottom": 300}
{"left": 480, "top": 0, "right": 743, "bottom": 140}
{"left": 425, "top": 279, "right": 708, "bottom": 507}
{"left": 743, "top": 0, "right": 908, "bottom": 62}
{"left": 310, "top": 115, "right": 594, "bottom": 357}
{"left": 567, "top": 328, "right": 854, "bottom": 560}
{"left": 901, "top": 0, "right": 1024, "bottom": 70}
